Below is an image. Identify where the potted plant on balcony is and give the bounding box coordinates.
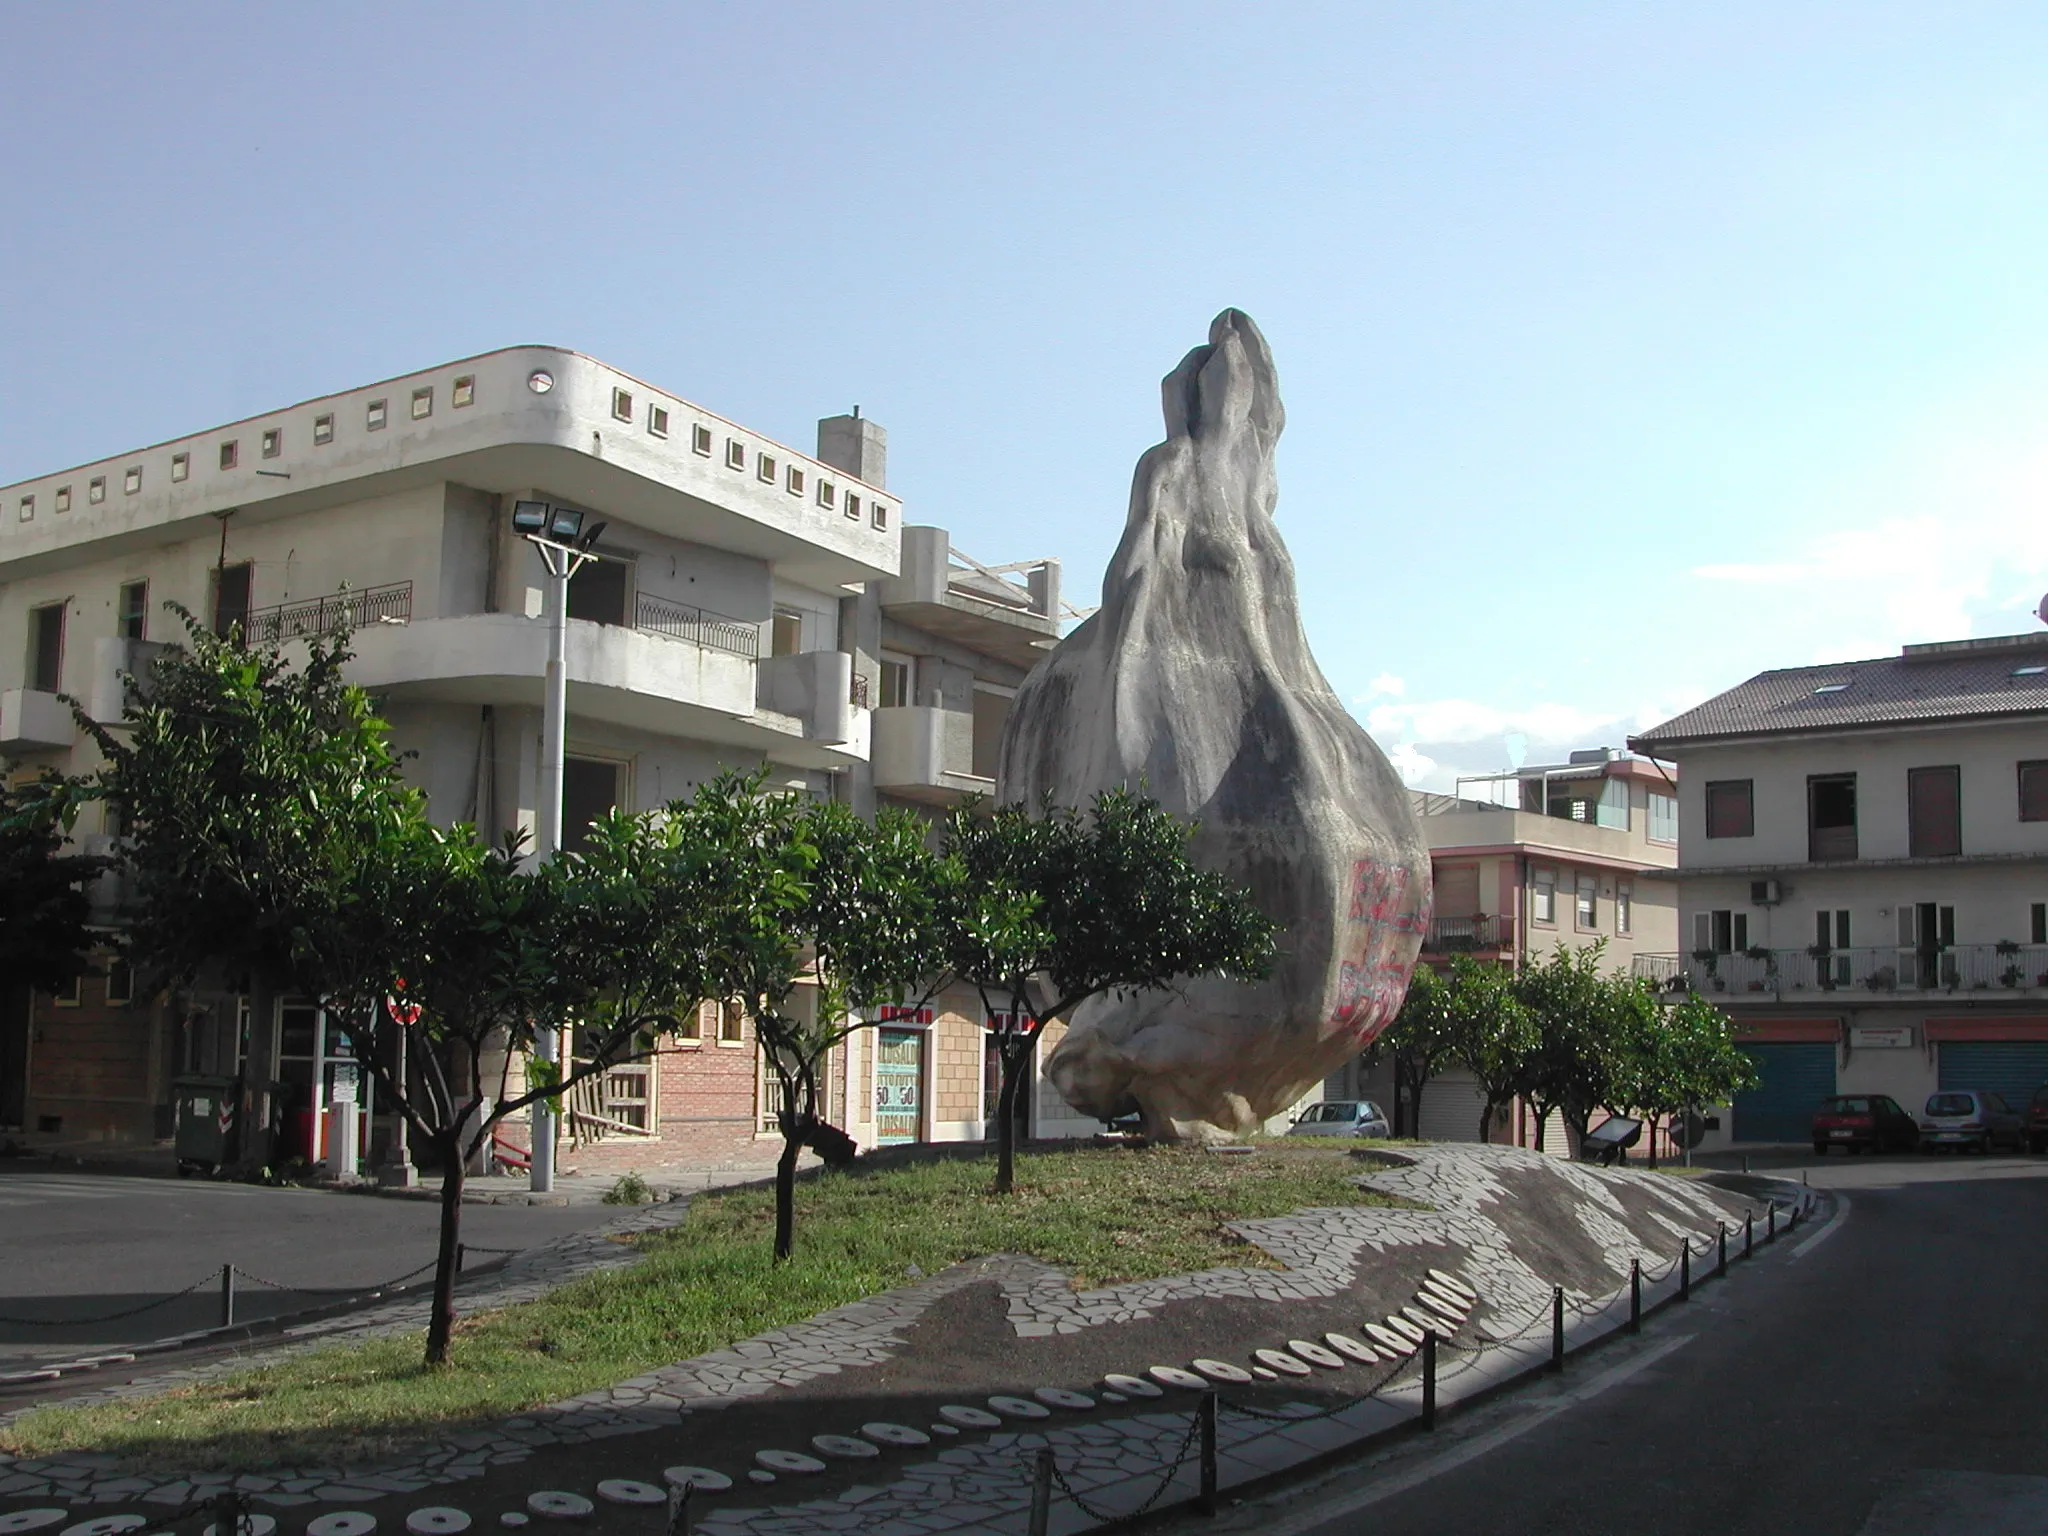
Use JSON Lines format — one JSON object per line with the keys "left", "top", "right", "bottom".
{"left": 1806, "top": 942, "right": 1837, "bottom": 992}
{"left": 1691, "top": 947, "right": 1724, "bottom": 991}
{"left": 1997, "top": 938, "right": 2025, "bottom": 989}
{"left": 1742, "top": 943, "right": 1776, "bottom": 992}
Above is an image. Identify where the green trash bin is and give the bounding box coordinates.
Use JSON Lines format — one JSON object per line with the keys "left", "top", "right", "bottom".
{"left": 173, "top": 1074, "right": 239, "bottom": 1176}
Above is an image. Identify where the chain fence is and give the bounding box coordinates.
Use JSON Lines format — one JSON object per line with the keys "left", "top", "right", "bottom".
{"left": 1017, "top": 1191, "right": 1806, "bottom": 1530}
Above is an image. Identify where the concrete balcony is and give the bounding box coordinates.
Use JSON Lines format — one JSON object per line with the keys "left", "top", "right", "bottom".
{"left": 871, "top": 704, "right": 993, "bottom": 805}
{"left": 877, "top": 526, "right": 1062, "bottom": 670}
{"left": 1420, "top": 914, "right": 1517, "bottom": 957}
{"left": 345, "top": 613, "right": 866, "bottom": 769}
{"left": 755, "top": 648, "right": 857, "bottom": 747}
{"left": 0, "top": 688, "right": 75, "bottom": 752}
{"left": 1635, "top": 944, "right": 2048, "bottom": 1002}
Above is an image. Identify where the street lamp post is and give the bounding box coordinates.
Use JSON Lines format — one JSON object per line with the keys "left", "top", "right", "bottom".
{"left": 510, "top": 500, "right": 606, "bottom": 1194}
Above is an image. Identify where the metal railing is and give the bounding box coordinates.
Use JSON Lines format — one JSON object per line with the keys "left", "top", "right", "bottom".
{"left": 850, "top": 671, "right": 872, "bottom": 709}
{"left": 633, "top": 592, "right": 761, "bottom": 659}
{"left": 243, "top": 581, "right": 412, "bottom": 644}
{"left": 1637, "top": 943, "right": 2048, "bottom": 997}
{"left": 1423, "top": 914, "right": 1516, "bottom": 953}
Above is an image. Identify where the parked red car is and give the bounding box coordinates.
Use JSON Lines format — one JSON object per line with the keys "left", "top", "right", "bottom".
{"left": 1811, "top": 1094, "right": 1920, "bottom": 1154}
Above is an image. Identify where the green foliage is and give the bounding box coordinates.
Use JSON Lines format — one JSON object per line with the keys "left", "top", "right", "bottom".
{"left": 941, "top": 787, "right": 1278, "bottom": 1193}
{"left": 602, "top": 1171, "right": 655, "bottom": 1206}
{"left": 0, "top": 775, "right": 103, "bottom": 996}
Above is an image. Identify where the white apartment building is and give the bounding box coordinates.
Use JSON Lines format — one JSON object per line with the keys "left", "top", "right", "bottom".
{"left": 0, "top": 347, "right": 1068, "bottom": 1171}
{"left": 1629, "top": 631, "right": 2048, "bottom": 1147}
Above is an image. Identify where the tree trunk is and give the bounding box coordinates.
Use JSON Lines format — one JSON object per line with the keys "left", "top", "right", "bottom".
{"left": 773, "top": 1118, "right": 803, "bottom": 1262}
{"left": 424, "top": 1132, "right": 465, "bottom": 1365}
{"left": 1408, "top": 1074, "right": 1426, "bottom": 1142}
{"left": 993, "top": 1038, "right": 1029, "bottom": 1196}
{"left": 1477, "top": 1099, "right": 1494, "bottom": 1144}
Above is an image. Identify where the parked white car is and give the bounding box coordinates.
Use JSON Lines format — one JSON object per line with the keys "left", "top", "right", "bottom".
{"left": 1286, "top": 1100, "right": 1392, "bottom": 1139}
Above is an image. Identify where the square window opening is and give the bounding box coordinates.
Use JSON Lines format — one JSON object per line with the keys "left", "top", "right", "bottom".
{"left": 89, "top": 476, "right": 106, "bottom": 503}
{"left": 313, "top": 414, "right": 334, "bottom": 445}
{"left": 452, "top": 375, "right": 475, "bottom": 408}
{"left": 786, "top": 465, "right": 804, "bottom": 496}
{"left": 54, "top": 486, "right": 70, "bottom": 514}
{"left": 692, "top": 423, "right": 713, "bottom": 455}
{"left": 123, "top": 466, "right": 141, "bottom": 495}
{"left": 16, "top": 495, "right": 32, "bottom": 523}
{"left": 758, "top": 453, "right": 778, "bottom": 484}
{"left": 1704, "top": 779, "right": 1754, "bottom": 839}
{"left": 725, "top": 439, "right": 746, "bottom": 470}
{"left": 219, "top": 441, "right": 239, "bottom": 470}
{"left": 648, "top": 405, "right": 670, "bottom": 438}
{"left": 611, "top": 387, "right": 633, "bottom": 423}
{"left": 261, "top": 429, "right": 281, "bottom": 459}
{"left": 410, "top": 387, "right": 433, "bottom": 420}
{"left": 367, "top": 399, "right": 388, "bottom": 431}
{"left": 817, "top": 478, "right": 836, "bottom": 508}
{"left": 170, "top": 453, "right": 190, "bottom": 482}
{"left": 871, "top": 500, "right": 889, "bottom": 530}
{"left": 119, "top": 581, "right": 149, "bottom": 641}
{"left": 845, "top": 492, "right": 862, "bottom": 521}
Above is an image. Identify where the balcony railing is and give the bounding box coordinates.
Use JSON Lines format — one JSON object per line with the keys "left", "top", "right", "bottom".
{"left": 244, "top": 581, "right": 413, "bottom": 644}
{"left": 1422, "top": 914, "right": 1517, "bottom": 953}
{"left": 1635, "top": 944, "right": 2048, "bottom": 998}
{"left": 633, "top": 592, "right": 761, "bottom": 659}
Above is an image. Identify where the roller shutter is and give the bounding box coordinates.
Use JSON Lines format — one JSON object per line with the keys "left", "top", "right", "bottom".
{"left": 1936, "top": 1042, "right": 2048, "bottom": 1112}
{"left": 1733, "top": 1043, "right": 1837, "bottom": 1143}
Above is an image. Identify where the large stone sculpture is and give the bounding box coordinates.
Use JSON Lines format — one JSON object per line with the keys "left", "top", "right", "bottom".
{"left": 997, "top": 309, "right": 1432, "bottom": 1142}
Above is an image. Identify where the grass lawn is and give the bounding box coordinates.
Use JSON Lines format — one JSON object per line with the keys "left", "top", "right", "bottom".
{"left": 3, "top": 1142, "right": 1407, "bottom": 1471}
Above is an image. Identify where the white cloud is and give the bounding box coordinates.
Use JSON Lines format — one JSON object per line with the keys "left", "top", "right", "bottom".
{"left": 1363, "top": 672, "right": 1406, "bottom": 700}
{"left": 1361, "top": 694, "right": 1692, "bottom": 792}
{"left": 1691, "top": 562, "right": 1806, "bottom": 584}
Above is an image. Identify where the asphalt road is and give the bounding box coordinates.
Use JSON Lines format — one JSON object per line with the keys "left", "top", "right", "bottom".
{"left": 0, "top": 1169, "right": 619, "bottom": 1359}
{"left": 1174, "top": 1152, "right": 2048, "bottom": 1536}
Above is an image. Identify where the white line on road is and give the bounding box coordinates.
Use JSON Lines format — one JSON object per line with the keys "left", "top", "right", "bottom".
{"left": 1791, "top": 1194, "right": 1851, "bottom": 1260}
{"left": 1251, "top": 1333, "right": 1699, "bottom": 1536}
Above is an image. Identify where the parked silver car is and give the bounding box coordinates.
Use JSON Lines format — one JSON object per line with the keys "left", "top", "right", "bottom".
{"left": 1286, "top": 1100, "right": 1392, "bottom": 1139}
{"left": 1919, "top": 1089, "right": 2025, "bottom": 1154}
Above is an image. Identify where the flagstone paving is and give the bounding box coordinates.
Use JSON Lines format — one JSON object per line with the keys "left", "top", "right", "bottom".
{"left": 0, "top": 1146, "right": 1803, "bottom": 1535}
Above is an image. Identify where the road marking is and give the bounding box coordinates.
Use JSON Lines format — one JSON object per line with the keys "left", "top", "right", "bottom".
{"left": 0, "top": 1177, "right": 282, "bottom": 1201}
{"left": 1791, "top": 1194, "right": 1850, "bottom": 1260}
{"left": 1252, "top": 1334, "right": 1698, "bottom": 1535}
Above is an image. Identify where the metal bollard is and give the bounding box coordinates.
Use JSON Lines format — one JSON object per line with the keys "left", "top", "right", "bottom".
{"left": 1679, "top": 1240, "right": 1691, "bottom": 1301}
{"left": 665, "top": 1481, "right": 691, "bottom": 1536}
{"left": 212, "top": 1488, "right": 244, "bottom": 1536}
{"left": 1742, "top": 1153, "right": 1751, "bottom": 1173}
{"left": 219, "top": 1264, "right": 235, "bottom": 1329}
{"left": 1027, "top": 1446, "right": 1054, "bottom": 1536}
{"left": 1745, "top": 1211, "right": 1754, "bottom": 1259}
{"left": 1718, "top": 1224, "right": 1728, "bottom": 1278}
{"left": 1198, "top": 1391, "right": 1219, "bottom": 1515}
{"left": 1550, "top": 1286, "right": 1564, "bottom": 1373}
{"left": 1629, "top": 1259, "right": 1641, "bottom": 1333}
{"left": 1421, "top": 1331, "right": 1437, "bottom": 1429}
{"left": 1767, "top": 1204, "right": 1777, "bottom": 1243}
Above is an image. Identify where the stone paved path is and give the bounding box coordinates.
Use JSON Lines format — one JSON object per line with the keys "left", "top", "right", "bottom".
{"left": 0, "top": 1146, "right": 1802, "bottom": 1535}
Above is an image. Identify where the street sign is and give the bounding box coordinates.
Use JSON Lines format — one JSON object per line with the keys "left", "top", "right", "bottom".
{"left": 330, "top": 1062, "right": 361, "bottom": 1103}
{"left": 1850, "top": 1025, "right": 1914, "bottom": 1049}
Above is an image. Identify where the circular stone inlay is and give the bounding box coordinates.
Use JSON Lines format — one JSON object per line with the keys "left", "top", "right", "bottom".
{"left": 663, "top": 1468, "right": 733, "bottom": 1494}
{"left": 203, "top": 1519, "right": 277, "bottom": 1536}
{"left": 1192, "top": 1358, "right": 1253, "bottom": 1384}
{"left": 498, "top": 1518, "right": 528, "bottom": 1530}
{"left": 1386, "top": 1314, "right": 1428, "bottom": 1344}
{"left": 929, "top": 1422, "right": 960, "bottom": 1435}
{"left": 862, "top": 1422, "right": 931, "bottom": 1448}
{"left": 747, "top": 1471, "right": 776, "bottom": 1485}
{"left": 595, "top": 1481, "right": 666, "bottom": 1506}
{"left": 1420, "top": 1281, "right": 1469, "bottom": 1310}
{"left": 308, "top": 1516, "right": 378, "bottom": 1536}
{"left": 811, "top": 1435, "right": 880, "bottom": 1460}
{"left": 1401, "top": 1306, "right": 1448, "bottom": 1334}
{"left": 1102, "top": 1373, "right": 1163, "bottom": 1399}
{"left": 1101, "top": 1391, "right": 1128, "bottom": 1403}
{"left": 1365, "top": 1322, "right": 1415, "bottom": 1356}
{"left": 1428, "top": 1268, "right": 1477, "bottom": 1300}
{"left": 405, "top": 1511, "right": 472, "bottom": 1536}
{"left": 1325, "top": 1333, "right": 1380, "bottom": 1365}
{"left": 1418, "top": 1293, "right": 1466, "bottom": 1324}
{"left": 1287, "top": 1338, "right": 1346, "bottom": 1369}
{"left": 1, "top": 1516, "right": 67, "bottom": 1536}
{"left": 1147, "top": 1365, "right": 1209, "bottom": 1391}
{"left": 61, "top": 1521, "right": 147, "bottom": 1536}
{"left": 1034, "top": 1387, "right": 1095, "bottom": 1410}
{"left": 1252, "top": 1366, "right": 1277, "bottom": 1380}
{"left": 754, "top": 1450, "right": 826, "bottom": 1474}
{"left": 937, "top": 1404, "right": 1002, "bottom": 1429}
{"left": 1253, "top": 1348, "right": 1313, "bottom": 1377}
{"left": 988, "top": 1395, "right": 1052, "bottom": 1419}
{"left": 524, "top": 1493, "right": 592, "bottom": 1521}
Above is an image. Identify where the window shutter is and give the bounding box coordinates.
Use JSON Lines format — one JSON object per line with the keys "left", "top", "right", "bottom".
{"left": 1694, "top": 913, "right": 1711, "bottom": 952}
{"left": 1733, "top": 913, "right": 1749, "bottom": 951}
{"left": 1907, "top": 767, "right": 1962, "bottom": 857}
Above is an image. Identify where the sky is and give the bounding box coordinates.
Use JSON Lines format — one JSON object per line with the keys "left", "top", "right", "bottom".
{"left": 5, "top": 2, "right": 2047, "bottom": 790}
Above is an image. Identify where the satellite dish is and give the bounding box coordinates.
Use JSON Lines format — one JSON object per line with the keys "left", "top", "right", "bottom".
{"left": 2037, "top": 593, "right": 2048, "bottom": 627}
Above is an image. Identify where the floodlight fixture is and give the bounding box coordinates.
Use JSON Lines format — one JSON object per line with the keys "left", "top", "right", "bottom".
{"left": 578, "top": 520, "right": 608, "bottom": 550}
{"left": 547, "top": 506, "right": 586, "bottom": 542}
{"left": 512, "top": 500, "right": 550, "bottom": 534}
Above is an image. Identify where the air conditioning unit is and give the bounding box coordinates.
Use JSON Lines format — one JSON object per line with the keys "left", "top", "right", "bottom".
{"left": 1751, "top": 879, "right": 1782, "bottom": 906}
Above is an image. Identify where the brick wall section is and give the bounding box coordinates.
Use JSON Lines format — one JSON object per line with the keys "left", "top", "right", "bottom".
{"left": 25, "top": 971, "right": 166, "bottom": 1141}
{"left": 932, "top": 983, "right": 984, "bottom": 1125}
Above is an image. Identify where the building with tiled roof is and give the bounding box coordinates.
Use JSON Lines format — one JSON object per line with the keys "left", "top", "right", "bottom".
{"left": 1625, "top": 630, "right": 2048, "bottom": 1150}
